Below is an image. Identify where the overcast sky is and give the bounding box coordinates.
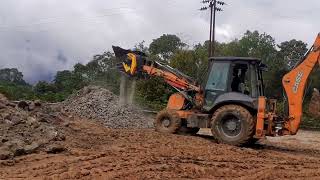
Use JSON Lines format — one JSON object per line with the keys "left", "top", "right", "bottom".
{"left": 0, "top": 0, "right": 319, "bottom": 83}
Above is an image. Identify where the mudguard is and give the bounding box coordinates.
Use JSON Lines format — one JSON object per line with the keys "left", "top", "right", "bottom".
{"left": 204, "top": 92, "right": 258, "bottom": 112}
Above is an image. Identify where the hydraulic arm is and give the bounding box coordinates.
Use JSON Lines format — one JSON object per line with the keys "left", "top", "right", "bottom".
{"left": 112, "top": 46, "right": 201, "bottom": 93}
{"left": 282, "top": 33, "right": 320, "bottom": 135}
{"left": 141, "top": 65, "right": 201, "bottom": 92}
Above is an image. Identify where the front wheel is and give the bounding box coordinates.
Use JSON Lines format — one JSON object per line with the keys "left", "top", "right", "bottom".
{"left": 154, "top": 109, "right": 181, "bottom": 134}
{"left": 211, "top": 105, "right": 256, "bottom": 146}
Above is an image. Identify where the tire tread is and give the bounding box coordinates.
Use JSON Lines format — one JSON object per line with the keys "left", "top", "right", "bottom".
{"left": 211, "top": 105, "right": 255, "bottom": 146}
{"left": 154, "top": 109, "right": 181, "bottom": 134}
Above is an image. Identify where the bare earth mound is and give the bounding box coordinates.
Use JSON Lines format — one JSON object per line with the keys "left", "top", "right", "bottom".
{"left": 63, "top": 86, "right": 153, "bottom": 129}
{"left": 0, "top": 94, "right": 67, "bottom": 160}
{"left": 1, "top": 89, "right": 320, "bottom": 179}
{"left": 0, "top": 119, "right": 320, "bottom": 179}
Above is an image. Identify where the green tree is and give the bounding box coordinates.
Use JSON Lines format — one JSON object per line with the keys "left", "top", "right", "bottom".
{"left": 0, "top": 81, "right": 34, "bottom": 100}
{"left": 54, "top": 70, "right": 87, "bottom": 93}
{"left": 193, "top": 42, "right": 210, "bottom": 83}
{"left": 216, "top": 40, "right": 242, "bottom": 57}
{"left": 34, "top": 81, "right": 57, "bottom": 94}
{"left": 238, "top": 31, "right": 277, "bottom": 64}
{"left": 135, "top": 77, "right": 173, "bottom": 110}
{"left": 0, "top": 68, "right": 34, "bottom": 100}
{"left": 0, "top": 68, "right": 27, "bottom": 85}
{"left": 85, "top": 60, "right": 101, "bottom": 80}
{"left": 74, "top": 63, "right": 87, "bottom": 74}
{"left": 170, "top": 47, "right": 208, "bottom": 83}
{"left": 149, "top": 34, "right": 186, "bottom": 61}
{"left": 170, "top": 50, "right": 197, "bottom": 77}
{"left": 277, "top": 39, "right": 308, "bottom": 69}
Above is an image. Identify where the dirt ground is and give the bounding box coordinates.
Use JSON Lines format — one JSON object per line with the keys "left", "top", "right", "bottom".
{"left": 0, "top": 118, "right": 320, "bottom": 180}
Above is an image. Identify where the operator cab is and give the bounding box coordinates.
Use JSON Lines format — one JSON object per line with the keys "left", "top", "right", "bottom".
{"left": 203, "top": 57, "right": 266, "bottom": 111}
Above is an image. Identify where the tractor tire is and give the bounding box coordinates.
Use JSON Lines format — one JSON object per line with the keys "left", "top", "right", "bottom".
{"left": 211, "top": 105, "right": 255, "bottom": 146}
{"left": 154, "top": 109, "right": 181, "bottom": 134}
{"left": 178, "top": 126, "right": 200, "bottom": 135}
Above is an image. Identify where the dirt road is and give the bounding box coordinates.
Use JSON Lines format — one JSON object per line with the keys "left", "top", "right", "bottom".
{"left": 1, "top": 119, "right": 320, "bottom": 179}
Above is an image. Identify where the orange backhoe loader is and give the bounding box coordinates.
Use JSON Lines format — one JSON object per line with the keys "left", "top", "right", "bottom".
{"left": 113, "top": 33, "right": 320, "bottom": 146}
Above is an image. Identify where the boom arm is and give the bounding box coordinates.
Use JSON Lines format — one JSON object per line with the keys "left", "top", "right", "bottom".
{"left": 112, "top": 46, "right": 201, "bottom": 93}
{"left": 142, "top": 65, "right": 201, "bottom": 92}
{"left": 282, "top": 33, "right": 320, "bottom": 135}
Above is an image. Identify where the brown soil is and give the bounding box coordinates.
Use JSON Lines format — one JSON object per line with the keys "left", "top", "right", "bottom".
{"left": 1, "top": 88, "right": 320, "bottom": 179}
{"left": 1, "top": 118, "right": 320, "bottom": 180}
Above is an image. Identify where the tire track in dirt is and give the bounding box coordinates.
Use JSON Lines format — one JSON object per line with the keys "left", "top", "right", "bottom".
{"left": 1, "top": 119, "right": 320, "bottom": 179}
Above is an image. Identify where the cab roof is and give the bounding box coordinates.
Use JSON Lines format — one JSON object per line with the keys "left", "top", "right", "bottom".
{"left": 209, "top": 57, "right": 261, "bottom": 63}
{"left": 209, "top": 56, "right": 267, "bottom": 71}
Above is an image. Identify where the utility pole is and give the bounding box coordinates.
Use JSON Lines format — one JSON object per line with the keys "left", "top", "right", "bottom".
{"left": 200, "top": 0, "right": 226, "bottom": 57}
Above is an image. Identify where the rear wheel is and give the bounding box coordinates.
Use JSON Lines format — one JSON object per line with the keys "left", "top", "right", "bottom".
{"left": 154, "top": 109, "right": 181, "bottom": 134}
{"left": 211, "top": 105, "right": 255, "bottom": 146}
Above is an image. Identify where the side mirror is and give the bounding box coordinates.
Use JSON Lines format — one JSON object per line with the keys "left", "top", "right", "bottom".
{"left": 259, "top": 63, "right": 268, "bottom": 72}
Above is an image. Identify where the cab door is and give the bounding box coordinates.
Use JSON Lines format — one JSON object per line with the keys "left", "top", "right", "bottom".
{"left": 203, "top": 61, "right": 230, "bottom": 110}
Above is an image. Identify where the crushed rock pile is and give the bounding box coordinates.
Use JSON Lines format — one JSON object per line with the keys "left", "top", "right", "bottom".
{"left": 63, "top": 86, "right": 153, "bottom": 129}
{"left": 0, "top": 94, "right": 67, "bottom": 160}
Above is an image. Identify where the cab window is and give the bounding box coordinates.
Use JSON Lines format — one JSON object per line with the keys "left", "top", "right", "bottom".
{"left": 206, "top": 62, "right": 229, "bottom": 91}
{"left": 231, "top": 63, "right": 250, "bottom": 95}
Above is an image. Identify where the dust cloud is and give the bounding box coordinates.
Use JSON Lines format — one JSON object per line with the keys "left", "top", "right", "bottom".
{"left": 119, "top": 74, "right": 137, "bottom": 106}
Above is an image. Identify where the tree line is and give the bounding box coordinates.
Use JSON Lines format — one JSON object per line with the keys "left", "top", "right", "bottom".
{"left": 0, "top": 30, "right": 318, "bottom": 111}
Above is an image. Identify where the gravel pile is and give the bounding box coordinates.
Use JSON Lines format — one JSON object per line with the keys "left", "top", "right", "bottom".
{"left": 0, "top": 94, "right": 67, "bottom": 160}
{"left": 63, "top": 86, "right": 153, "bottom": 129}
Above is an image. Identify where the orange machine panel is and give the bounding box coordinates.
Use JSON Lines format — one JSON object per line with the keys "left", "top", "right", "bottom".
{"left": 255, "top": 96, "right": 266, "bottom": 138}
{"left": 282, "top": 34, "right": 320, "bottom": 134}
{"left": 167, "top": 93, "right": 185, "bottom": 110}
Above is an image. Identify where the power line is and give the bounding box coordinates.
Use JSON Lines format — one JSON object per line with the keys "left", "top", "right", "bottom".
{"left": 200, "top": 0, "right": 226, "bottom": 57}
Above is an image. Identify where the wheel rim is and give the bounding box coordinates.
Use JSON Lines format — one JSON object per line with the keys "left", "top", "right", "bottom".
{"left": 220, "top": 114, "right": 242, "bottom": 137}
{"left": 162, "top": 118, "right": 171, "bottom": 128}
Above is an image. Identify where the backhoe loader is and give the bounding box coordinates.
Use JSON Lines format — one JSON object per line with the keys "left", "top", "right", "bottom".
{"left": 113, "top": 33, "right": 320, "bottom": 146}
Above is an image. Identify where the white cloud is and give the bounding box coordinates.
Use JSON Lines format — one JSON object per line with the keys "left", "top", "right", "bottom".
{"left": 0, "top": 0, "right": 319, "bottom": 83}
